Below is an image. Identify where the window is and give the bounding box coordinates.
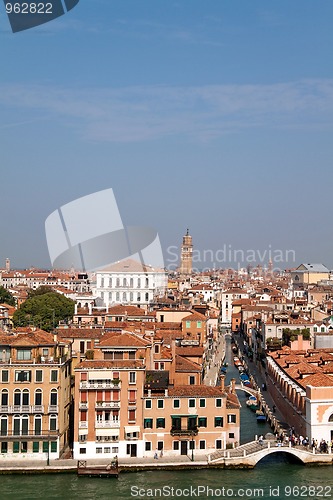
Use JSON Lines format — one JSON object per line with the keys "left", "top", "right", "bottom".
{"left": 129, "top": 372, "right": 136, "bottom": 384}
{"left": 145, "top": 442, "right": 152, "bottom": 451}
{"left": 157, "top": 441, "right": 163, "bottom": 451}
{"left": 50, "top": 370, "right": 58, "bottom": 383}
{"left": 199, "top": 440, "right": 206, "bottom": 450}
{"left": 79, "top": 435, "right": 87, "bottom": 443}
{"left": 17, "top": 349, "right": 31, "bottom": 361}
{"left": 227, "top": 414, "right": 236, "bottom": 424}
{"left": 156, "top": 418, "right": 165, "bottom": 428}
{"left": 215, "top": 417, "right": 223, "bottom": 427}
{"left": 50, "top": 390, "right": 58, "bottom": 406}
{"left": 216, "top": 398, "right": 222, "bottom": 408}
{"left": 189, "top": 441, "right": 195, "bottom": 450}
{"left": 13, "top": 442, "right": 19, "bottom": 453}
{"left": 186, "top": 321, "right": 191, "bottom": 328}
{"left": 1, "top": 442, "right": 7, "bottom": 453}
{"left": 15, "top": 371, "right": 31, "bottom": 382}
{"left": 128, "top": 409, "right": 136, "bottom": 422}
{"left": 157, "top": 400, "right": 164, "bottom": 409}
{"left": 104, "top": 447, "right": 111, "bottom": 454}
{"left": 80, "top": 448, "right": 87, "bottom": 454}
{"left": 145, "top": 400, "right": 152, "bottom": 409}
{"left": 144, "top": 418, "right": 153, "bottom": 429}
{"left": 43, "top": 442, "right": 49, "bottom": 453}
{"left": 35, "top": 370, "right": 43, "bottom": 383}
{"left": 145, "top": 293, "right": 149, "bottom": 302}
{"left": 33, "top": 442, "right": 39, "bottom": 453}
{"left": 96, "top": 447, "right": 103, "bottom": 454}
{"left": 35, "top": 389, "right": 42, "bottom": 406}
{"left": 229, "top": 433, "right": 235, "bottom": 439}
{"left": 189, "top": 376, "right": 195, "bottom": 385}
{"left": 1, "top": 416, "right": 7, "bottom": 436}
{"left": 216, "top": 440, "right": 222, "bottom": 449}
{"left": 199, "top": 399, "right": 206, "bottom": 408}
{"left": 197, "top": 321, "right": 202, "bottom": 328}
{"left": 1, "top": 390, "right": 8, "bottom": 406}
{"left": 49, "top": 415, "right": 57, "bottom": 431}
{"left": 1, "top": 370, "right": 8, "bottom": 383}
{"left": 22, "top": 389, "right": 29, "bottom": 406}
{"left": 173, "top": 399, "right": 180, "bottom": 409}
{"left": 173, "top": 441, "right": 179, "bottom": 450}
{"left": 189, "top": 399, "right": 195, "bottom": 408}
{"left": 198, "top": 417, "right": 207, "bottom": 428}
{"left": 112, "top": 447, "right": 119, "bottom": 454}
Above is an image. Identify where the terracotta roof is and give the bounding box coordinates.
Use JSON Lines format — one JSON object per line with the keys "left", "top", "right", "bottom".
{"left": 182, "top": 312, "right": 207, "bottom": 322}
{"left": 58, "top": 329, "right": 104, "bottom": 339}
{"left": 75, "top": 360, "right": 145, "bottom": 370}
{"left": 98, "top": 258, "right": 165, "bottom": 273}
{"left": 175, "top": 355, "right": 201, "bottom": 373}
{"left": 168, "top": 385, "right": 224, "bottom": 397}
{"left": 299, "top": 373, "right": 333, "bottom": 388}
{"left": 175, "top": 347, "right": 204, "bottom": 357}
{"left": 107, "top": 305, "right": 155, "bottom": 317}
{"left": 98, "top": 332, "right": 151, "bottom": 348}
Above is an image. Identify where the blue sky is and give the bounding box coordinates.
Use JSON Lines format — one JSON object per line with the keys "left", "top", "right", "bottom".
{"left": 1, "top": 1, "right": 333, "bottom": 271}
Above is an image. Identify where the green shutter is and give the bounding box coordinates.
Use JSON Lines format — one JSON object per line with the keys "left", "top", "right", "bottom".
{"left": 43, "top": 441, "right": 49, "bottom": 453}
{"left": 33, "top": 442, "right": 39, "bottom": 453}
{"left": 51, "top": 442, "right": 57, "bottom": 453}
{"left": 13, "top": 442, "right": 19, "bottom": 453}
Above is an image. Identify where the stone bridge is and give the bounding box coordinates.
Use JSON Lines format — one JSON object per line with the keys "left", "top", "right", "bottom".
{"left": 208, "top": 440, "right": 333, "bottom": 468}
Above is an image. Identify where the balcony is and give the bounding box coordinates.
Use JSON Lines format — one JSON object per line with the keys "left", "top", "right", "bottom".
{"left": 80, "top": 381, "right": 120, "bottom": 390}
{"left": 79, "top": 402, "right": 88, "bottom": 410}
{"left": 0, "top": 430, "right": 59, "bottom": 440}
{"left": 48, "top": 405, "right": 59, "bottom": 413}
{"left": 95, "top": 421, "right": 120, "bottom": 429}
{"left": 79, "top": 421, "right": 88, "bottom": 428}
{"left": 170, "top": 426, "right": 198, "bottom": 437}
{"left": 0, "top": 405, "right": 45, "bottom": 414}
{"left": 95, "top": 402, "right": 120, "bottom": 409}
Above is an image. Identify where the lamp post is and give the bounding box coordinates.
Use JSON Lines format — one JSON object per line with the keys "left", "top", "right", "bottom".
{"left": 191, "top": 432, "right": 194, "bottom": 462}
{"left": 47, "top": 439, "right": 50, "bottom": 466}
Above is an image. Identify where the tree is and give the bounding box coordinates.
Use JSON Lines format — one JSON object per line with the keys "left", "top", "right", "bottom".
{"left": 27, "top": 286, "right": 55, "bottom": 299}
{"left": 13, "top": 292, "right": 75, "bottom": 332}
{"left": 0, "top": 286, "right": 16, "bottom": 306}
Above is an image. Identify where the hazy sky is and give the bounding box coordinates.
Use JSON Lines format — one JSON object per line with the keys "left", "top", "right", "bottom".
{"left": 1, "top": 1, "right": 332, "bottom": 271}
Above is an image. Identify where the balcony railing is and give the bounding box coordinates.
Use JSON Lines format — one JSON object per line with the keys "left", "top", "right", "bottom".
{"left": 0, "top": 405, "right": 45, "bottom": 414}
{"left": 170, "top": 427, "right": 198, "bottom": 436}
{"left": 80, "top": 381, "right": 120, "bottom": 390}
{"left": 0, "top": 430, "right": 59, "bottom": 439}
{"left": 79, "top": 402, "right": 88, "bottom": 410}
{"left": 48, "top": 405, "right": 59, "bottom": 413}
{"left": 79, "top": 421, "right": 88, "bottom": 428}
{"left": 95, "top": 421, "right": 120, "bottom": 429}
{"left": 95, "top": 402, "right": 120, "bottom": 409}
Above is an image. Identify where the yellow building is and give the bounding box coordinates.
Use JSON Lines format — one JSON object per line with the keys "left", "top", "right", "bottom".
{"left": 0, "top": 329, "right": 72, "bottom": 461}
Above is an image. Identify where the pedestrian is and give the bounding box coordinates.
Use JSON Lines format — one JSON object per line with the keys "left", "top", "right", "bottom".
{"left": 272, "top": 405, "right": 276, "bottom": 413}
{"left": 259, "top": 435, "right": 264, "bottom": 445}
{"left": 154, "top": 449, "right": 158, "bottom": 459}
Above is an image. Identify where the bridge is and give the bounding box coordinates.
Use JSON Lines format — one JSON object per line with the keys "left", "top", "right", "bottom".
{"left": 208, "top": 440, "right": 333, "bottom": 468}
{"left": 234, "top": 383, "right": 258, "bottom": 398}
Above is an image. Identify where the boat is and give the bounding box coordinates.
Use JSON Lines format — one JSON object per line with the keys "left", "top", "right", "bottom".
{"left": 233, "top": 357, "right": 242, "bottom": 367}
{"left": 256, "top": 410, "right": 266, "bottom": 422}
{"left": 246, "top": 397, "right": 259, "bottom": 410}
{"left": 239, "top": 373, "right": 249, "bottom": 381}
{"left": 77, "top": 460, "right": 119, "bottom": 478}
{"left": 220, "top": 366, "right": 227, "bottom": 374}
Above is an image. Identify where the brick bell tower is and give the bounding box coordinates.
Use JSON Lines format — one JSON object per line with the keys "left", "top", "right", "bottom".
{"left": 180, "top": 229, "right": 193, "bottom": 276}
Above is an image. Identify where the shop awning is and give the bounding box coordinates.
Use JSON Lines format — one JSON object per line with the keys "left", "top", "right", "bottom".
{"left": 124, "top": 425, "right": 140, "bottom": 433}
{"left": 95, "top": 428, "right": 119, "bottom": 437}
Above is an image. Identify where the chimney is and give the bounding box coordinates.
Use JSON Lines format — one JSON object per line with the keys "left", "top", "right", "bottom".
{"left": 219, "top": 374, "right": 225, "bottom": 392}
{"left": 230, "top": 378, "right": 236, "bottom": 394}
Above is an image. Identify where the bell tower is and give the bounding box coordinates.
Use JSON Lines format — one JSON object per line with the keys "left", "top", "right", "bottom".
{"left": 180, "top": 229, "right": 193, "bottom": 275}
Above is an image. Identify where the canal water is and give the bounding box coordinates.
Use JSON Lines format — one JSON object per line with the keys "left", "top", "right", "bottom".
{"left": 1, "top": 336, "right": 332, "bottom": 499}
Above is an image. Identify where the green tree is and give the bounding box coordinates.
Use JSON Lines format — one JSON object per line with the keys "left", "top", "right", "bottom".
{"left": 13, "top": 292, "right": 75, "bottom": 332}
{"left": 0, "top": 286, "right": 16, "bottom": 306}
{"left": 27, "top": 286, "right": 55, "bottom": 299}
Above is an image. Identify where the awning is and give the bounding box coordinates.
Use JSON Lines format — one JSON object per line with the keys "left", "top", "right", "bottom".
{"left": 124, "top": 425, "right": 140, "bottom": 433}
{"left": 88, "top": 371, "right": 112, "bottom": 380}
{"left": 79, "top": 429, "right": 87, "bottom": 436}
{"left": 95, "top": 428, "right": 119, "bottom": 437}
{"left": 171, "top": 415, "right": 197, "bottom": 418}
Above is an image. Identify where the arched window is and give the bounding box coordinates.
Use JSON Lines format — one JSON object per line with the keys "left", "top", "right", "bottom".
{"left": 122, "top": 292, "right": 127, "bottom": 302}
{"left": 22, "top": 414, "right": 29, "bottom": 435}
{"left": 34, "top": 415, "right": 42, "bottom": 436}
{"left": 123, "top": 278, "right": 127, "bottom": 287}
{"left": 14, "top": 389, "right": 21, "bottom": 407}
{"left": 129, "top": 292, "right": 133, "bottom": 302}
{"left": 49, "top": 414, "right": 57, "bottom": 431}
{"left": 116, "top": 278, "right": 120, "bottom": 287}
{"left": 130, "top": 278, "right": 133, "bottom": 287}
{"left": 146, "top": 277, "right": 149, "bottom": 288}
{"left": 0, "top": 415, "right": 8, "bottom": 436}
{"left": 1, "top": 389, "right": 8, "bottom": 407}
{"left": 137, "top": 278, "right": 141, "bottom": 288}
{"left": 50, "top": 389, "right": 58, "bottom": 407}
{"left": 116, "top": 292, "right": 120, "bottom": 302}
{"left": 22, "top": 389, "right": 29, "bottom": 406}
{"left": 328, "top": 413, "right": 333, "bottom": 422}
{"left": 13, "top": 415, "right": 20, "bottom": 435}
{"left": 145, "top": 293, "right": 149, "bottom": 302}
{"left": 35, "top": 389, "right": 42, "bottom": 406}
{"left": 137, "top": 293, "right": 141, "bottom": 302}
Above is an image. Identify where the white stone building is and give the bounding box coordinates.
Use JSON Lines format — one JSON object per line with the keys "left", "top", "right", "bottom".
{"left": 95, "top": 258, "right": 167, "bottom": 308}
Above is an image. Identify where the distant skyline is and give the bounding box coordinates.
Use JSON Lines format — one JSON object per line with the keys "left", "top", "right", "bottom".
{"left": 1, "top": 1, "right": 332, "bottom": 270}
